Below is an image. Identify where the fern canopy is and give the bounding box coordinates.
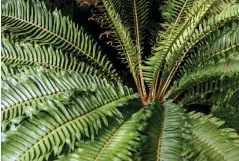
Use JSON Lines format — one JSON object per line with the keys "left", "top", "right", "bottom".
{"left": 1, "top": 0, "right": 120, "bottom": 82}
{"left": 2, "top": 70, "right": 139, "bottom": 161}
{"left": 1, "top": 0, "right": 239, "bottom": 161}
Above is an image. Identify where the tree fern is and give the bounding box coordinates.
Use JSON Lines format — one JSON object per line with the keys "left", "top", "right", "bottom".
{"left": 1, "top": 0, "right": 239, "bottom": 161}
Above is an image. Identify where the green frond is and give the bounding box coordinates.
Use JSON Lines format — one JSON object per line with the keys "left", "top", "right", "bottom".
{"left": 160, "top": 3, "right": 239, "bottom": 85}
{"left": 160, "top": 0, "right": 195, "bottom": 23}
{"left": 184, "top": 112, "right": 239, "bottom": 160}
{"left": 1, "top": 39, "right": 118, "bottom": 80}
{"left": 203, "top": 0, "right": 237, "bottom": 18}
{"left": 93, "top": 0, "right": 148, "bottom": 97}
{"left": 95, "top": 0, "right": 138, "bottom": 72}
{"left": 1, "top": 0, "right": 119, "bottom": 81}
{"left": 143, "top": 2, "right": 239, "bottom": 95}
{"left": 166, "top": 59, "right": 239, "bottom": 104}
{"left": 178, "top": 23, "right": 239, "bottom": 75}
{"left": 1, "top": 82, "right": 139, "bottom": 161}
{"left": 122, "top": 0, "right": 150, "bottom": 49}
{"left": 119, "top": 0, "right": 150, "bottom": 94}
{"left": 1, "top": 69, "right": 125, "bottom": 123}
{"left": 207, "top": 87, "right": 239, "bottom": 106}
{"left": 139, "top": 100, "right": 185, "bottom": 161}
{"left": 1, "top": 62, "right": 20, "bottom": 80}
{"left": 144, "top": 0, "right": 219, "bottom": 81}
{"left": 57, "top": 108, "right": 149, "bottom": 161}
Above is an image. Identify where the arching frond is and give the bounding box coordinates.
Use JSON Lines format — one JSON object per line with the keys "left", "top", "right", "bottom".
{"left": 166, "top": 59, "right": 239, "bottom": 104}
{"left": 120, "top": 0, "right": 150, "bottom": 96}
{"left": 1, "top": 39, "right": 118, "bottom": 80}
{"left": 143, "top": 2, "right": 239, "bottom": 99}
{"left": 92, "top": 0, "right": 147, "bottom": 97}
{"left": 158, "top": 4, "right": 239, "bottom": 98}
{"left": 204, "top": 0, "right": 237, "bottom": 18}
{"left": 184, "top": 112, "right": 239, "bottom": 160}
{"left": 1, "top": 82, "right": 139, "bottom": 161}
{"left": 57, "top": 108, "right": 149, "bottom": 161}
{"left": 178, "top": 23, "right": 239, "bottom": 75}
{"left": 93, "top": 0, "right": 137, "bottom": 71}
{"left": 1, "top": 69, "right": 125, "bottom": 123}
{"left": 122, "top": 0, "right": 150, "bottom": 50}
{"left": 160, "top": 0, "right": 195, "bottom": 23}
{"left": 139, "top": 100, "right": 185, "bottom": 161}
{"left": 144, "top": 0, "right": 220, "bottom": 85}
{"left": 1, "top": 0, "right": 119, "bottom": 81}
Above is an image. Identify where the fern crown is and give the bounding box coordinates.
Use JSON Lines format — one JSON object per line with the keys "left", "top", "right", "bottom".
{"left": 1, "top": 0, "right": 239, "bottom": 160}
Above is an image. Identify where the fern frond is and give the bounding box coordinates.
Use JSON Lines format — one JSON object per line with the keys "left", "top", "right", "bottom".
{"left": 186, "top": 86, "right": 239, "bottom": 107}
{"left": 57, "top": 108, "right": 148, "bottom": 161}
{"left": 1, "top": 39, "right": 118, "bottom": 80}
{"left": 178, "top": 23, "right": 239, "bottom": 75}
{"left": 94, "top": 0, "right": 146, "bottom": 97}
{"left": 203, "top": 0, "right": 237, "bottom": 18}
{"left": 184, "top": 112, "right": 239, "bottom": 160}
{"left": 122, "top": 0, "right": 150, "bottom": 49}
{"left": 1, "top": 0, "right": 119, "bottom": 81}
{"left": 94, "top": 0, "right": 137, "bottom": 70}
{"left": 160, "top": 0, "right": 194, "bottom": 23}
{"left": 139, "top": 100, "right": 185, "bottom": 161}
{"left": 1, "top": 62, "right": 19, "bottom": 80}
{"left": 158, "top": 3, "right": 239, "bottom": 98}
{"left": 144, "top": 0, "right": 218, "bottom": 93}
{"left": 1, "top": 69, "right": 124, "bottom": 122}
{"left": 120, "top": 0, "right": 150, "bottom": 96}
{"left": 166, "top": 59, "right": 239, "bottom": 103}
{"left": 143, "top": 1, "right": 239, "bottom": 98}
{"left": 2, "top": 82, "right": 139, "bottom": 161}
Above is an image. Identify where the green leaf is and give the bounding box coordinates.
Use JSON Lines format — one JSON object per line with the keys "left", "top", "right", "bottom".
{"left": 1, "top": 39, "right": 118, "bottom": 81}
{"left": 57, "top": 107, "right": 148, "bottom": 161}
{"left": 1, "top": 84, "right": 139, "bottom": 161}
{"left": 1, "top": 69, "right": 119, "bottom": 122}
{"left": 1, "top": 0, "right": 119, "bottom": 82}
{"left": 139, "top": 100, "right": 185, "bottom": 161}
{"left": 184, "top": 112, "right": 239, "bottom": 160}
